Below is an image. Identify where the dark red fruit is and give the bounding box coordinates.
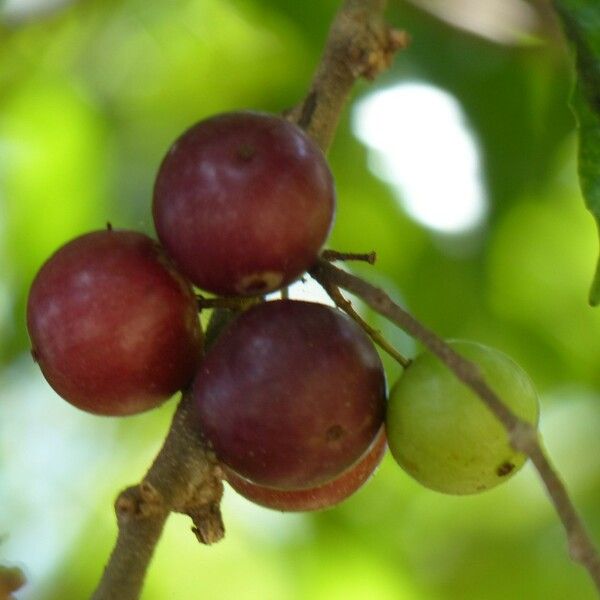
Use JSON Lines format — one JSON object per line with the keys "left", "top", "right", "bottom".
{"left": 27, "top": 230, "right": 202, "bottom": 416}
{"left": 153, "top": 111, "right": 335, "bottom": 296}
{"left": 192, "top": 300, "right": 386, "bottom": 489}
{"left": 224, "top": 426, "right": 387, "bottom": 512}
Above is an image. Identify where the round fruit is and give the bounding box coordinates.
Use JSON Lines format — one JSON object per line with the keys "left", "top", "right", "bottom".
{"left": 224, "top": 426, "right": 387, "bottom": 512}
{"left": 192, "top": 300, "right": 386, "bottom": 489}
{"left": 153, "top": 111, "right": 335, "bottom": 296}
{"left": 386, "top": 341, "right": 539, "bottom": 494}
{"left": 27, "top": 230, "right": 202, "bottom": 416}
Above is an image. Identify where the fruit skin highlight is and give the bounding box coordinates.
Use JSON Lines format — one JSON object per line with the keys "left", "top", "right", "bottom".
{"left": 192, "top": 299, "right": 386, "bottom": 490}
{"left": 153, "top": 111, "right": 335, "bottom": 296}
{"left": 386, "top": 340, "right": 539, "bottom": 495}
{"left": 224, "top": 427, "right": 387, "bottom": 512}
{"left": 27, "top": 230, "right": 202, "bottom": 416}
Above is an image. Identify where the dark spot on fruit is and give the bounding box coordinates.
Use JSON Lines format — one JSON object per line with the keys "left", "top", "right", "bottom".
{"left": 236, "top": 272, "right": 283, "bottom": 295}
{"left": 236, "top": 144, "right": 256, "bottom": 161}
{"left": 326, "top": 425, "right": 345, "bottom": 442}
{"left": 106, "top": 221, "right": 113, "bottom": 231}
{"left": 30, "top": 348, "right": 39, "bottom": 362}
{"left": 496, "top": 461, "right": 515, "bottom": 477}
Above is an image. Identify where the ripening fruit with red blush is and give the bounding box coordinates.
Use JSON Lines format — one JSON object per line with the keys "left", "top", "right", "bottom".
{"left": 224, "top": 426, "right": 387, "bottom": 512}
{"left": 153, "top": 111, "right": 335, "bottom": 296}
{"left": 192, "top": 299, "right": 386, "bottom": 490}
{"left": 27, "top": 230, "right": 202, "bottom": 416}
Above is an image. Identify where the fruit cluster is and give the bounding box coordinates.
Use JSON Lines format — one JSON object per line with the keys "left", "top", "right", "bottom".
{"left": 27, "top": 110, "right": 539, "bottom": 511}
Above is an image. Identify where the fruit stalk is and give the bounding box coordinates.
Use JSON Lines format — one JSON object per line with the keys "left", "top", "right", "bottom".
{"left": 318, "top": 274, "right": 411, "bottom": 367}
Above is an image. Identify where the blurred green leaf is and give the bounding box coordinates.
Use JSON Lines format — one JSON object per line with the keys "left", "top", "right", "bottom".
{"left": 552, "top": 0, "right": 600, "bottom": 303}
{"left": 0, "top": 76, "right": 109, "bottom": 358}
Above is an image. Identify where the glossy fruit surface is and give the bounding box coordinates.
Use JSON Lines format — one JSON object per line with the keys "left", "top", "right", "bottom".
{"left": 193, "top": 300, "right": 386, "bottom": 489}
{"left": 153, "top": 111, "right": 335, "bottom": 295}
{"left": 27, "top": 230, "right": 202, "bottom": 415}
{"left": 386, "top": 341, "right": 539, "bottom": 494}
{"left": 224, "top": 426, "right": 387, "bottom": 512}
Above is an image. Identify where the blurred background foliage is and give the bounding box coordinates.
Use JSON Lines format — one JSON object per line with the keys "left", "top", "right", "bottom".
{"left": 1, "top": 0, "right": 600, "bottom": 598}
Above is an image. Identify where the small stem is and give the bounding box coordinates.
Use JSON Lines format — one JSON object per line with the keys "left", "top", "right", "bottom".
{"left": 322, "top": 249, "right": 377, "bottom": 264}
{"left": 320, "top": 278, "right": 410, "bottom": 367}
{"left": 310, "top": 258, "right": 600, "bottom": 592}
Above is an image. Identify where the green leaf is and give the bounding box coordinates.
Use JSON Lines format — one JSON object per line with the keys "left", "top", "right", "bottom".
{"left": 553, "top": 1, "right": 600, "bottom": 304}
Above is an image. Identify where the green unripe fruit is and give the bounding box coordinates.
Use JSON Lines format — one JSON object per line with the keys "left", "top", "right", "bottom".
{"left": 386, "top": 341, "right": 539, "bottom": 495}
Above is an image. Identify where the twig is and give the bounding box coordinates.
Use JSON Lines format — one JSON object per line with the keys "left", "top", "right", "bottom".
{"left": 320, "top": 250, "right": 410, "bottom": 367}
{"left": 310, "top": 258, "right": 600, "bottom": 592}
{"left": 319, "top": 276, "right": 411, "bottom": 367}
{"left": 312, "top": 260, "right": 521, "bottom": 425}
{"left": 91, "top": 490, "right": 168, "bottom": 600}
{"left": 322, "top": 249, "right": 377, "bottom": 264}
{"left": 288, "top": 0, "right": 409, "bottom": 151}
{"left": 92, "top": 395, "right": 224, "bottom": 600}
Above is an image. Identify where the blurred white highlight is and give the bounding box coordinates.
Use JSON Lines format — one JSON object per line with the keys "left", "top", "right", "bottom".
{"left": 406, "top": 0, "right": 538, "bottom": 45}
{"left": 1, "top": 0, "right": 71, "bottom": 22}
{"left": 352, "top": 82, "right": 487, "bottom": 235}
{"left": 267, "top": 275, "right": 336, "bottom": 306}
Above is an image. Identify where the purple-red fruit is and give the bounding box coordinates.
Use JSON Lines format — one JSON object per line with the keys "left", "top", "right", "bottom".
{"left": 27, "top": 230, "right": 202, "bottom": 416}
{"left": 153, "top": 111, "right": 335, "bottom": 296}
{"left": 192, "top": 300, "right": 386, "bottom": 489}
{"left": 224, "top": 427, "right": 387, "bottom": 512}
